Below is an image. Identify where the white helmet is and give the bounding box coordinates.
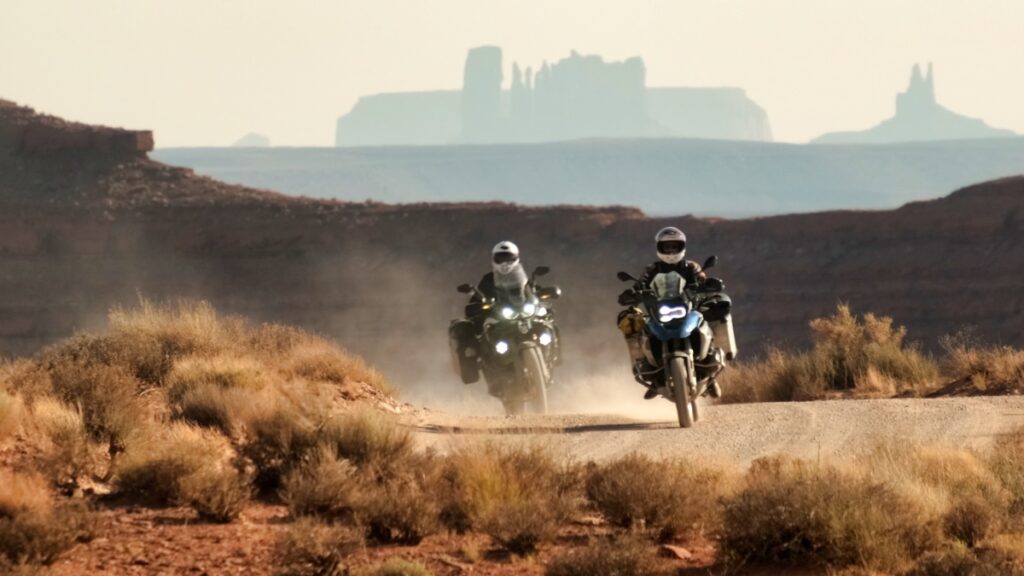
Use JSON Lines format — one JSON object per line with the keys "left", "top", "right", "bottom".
{"left": 491, "top": 241, "right": 520, "bottom": 275}
{"left": 655, "top": 227, "right": 687, "bottom": 264}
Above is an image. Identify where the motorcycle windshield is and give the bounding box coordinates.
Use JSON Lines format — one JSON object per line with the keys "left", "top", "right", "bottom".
{"left": 494, "top": 284, "right": 528, "bottom": 306}
{"left": 651, "top": 272, "right": 685, "bottom": 301}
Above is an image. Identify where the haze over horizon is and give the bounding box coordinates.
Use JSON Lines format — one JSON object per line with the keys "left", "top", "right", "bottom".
{"left": 3, "top": 0, "right": 1023, "bottom": 147}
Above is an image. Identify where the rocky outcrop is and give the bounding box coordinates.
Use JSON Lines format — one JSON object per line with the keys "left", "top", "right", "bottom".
{"left": 334, "top": 48, "right": 773, "bottom": 146}
{"left": 0, "top": 99, "right": 153, "bottom": 156}
{"left": 813, "top": 64, "right": 1016, "bottom": 143}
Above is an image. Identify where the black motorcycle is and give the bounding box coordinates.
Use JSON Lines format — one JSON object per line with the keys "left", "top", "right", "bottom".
{"left": 449, "top": 267, "right": 562, "bottom": 415}
{"left": 617, "top": 256, "right": 735, "bottom": 428}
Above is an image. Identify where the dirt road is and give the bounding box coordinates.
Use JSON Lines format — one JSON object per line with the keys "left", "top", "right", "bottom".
{"left": 411, "top": 396, "right": 1024, "bottom": 465}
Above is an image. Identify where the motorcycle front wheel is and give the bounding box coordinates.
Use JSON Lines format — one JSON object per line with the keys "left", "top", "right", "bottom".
{"left": 521, "top": 346, "right": 549, "bottom": 415}
{"left": 669, "top": 355, "right": 695, "bottom": 428}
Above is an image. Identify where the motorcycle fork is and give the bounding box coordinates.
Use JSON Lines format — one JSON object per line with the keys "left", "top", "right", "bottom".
{"left": 663, "top": 340, "right": 699, "bottom": 397}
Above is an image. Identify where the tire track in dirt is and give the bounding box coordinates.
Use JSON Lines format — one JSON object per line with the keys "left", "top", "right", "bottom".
{"left": 410, "top": 396, "right": 1024, "bottom": 465}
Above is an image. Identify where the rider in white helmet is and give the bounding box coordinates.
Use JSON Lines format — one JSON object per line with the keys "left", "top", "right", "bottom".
{"left": 618, "top": 227, "right": 717, "bottom": 399}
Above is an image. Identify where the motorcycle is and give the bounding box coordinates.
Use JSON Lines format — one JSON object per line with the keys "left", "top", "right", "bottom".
{"left": 616, "top": 256, "right": 735, "bottom": 428}
{"left": 449, "top": 267, "right": 562, "bottom": 415}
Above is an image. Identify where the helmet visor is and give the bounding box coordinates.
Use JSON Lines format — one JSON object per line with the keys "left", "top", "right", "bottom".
{"left": 493, "top": 252, "right": 518, "bottom": 265}
{"left": 657, "top": 240, "right": 685, "bottom": 255}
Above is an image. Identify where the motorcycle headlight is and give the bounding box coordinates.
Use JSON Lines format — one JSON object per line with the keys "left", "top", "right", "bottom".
{"left": 538, "top": 332, "right": 553, "bottom": 346}
{"left": 658, "top": 304, "right": 689, "bottom": 323}
{"left": 535, "top": 306, "right": 548, "bottom": 317}
{"left": 495, "top": 340, "right": 510, "bottom": 354}
{"left": 500, "top": 307, "right": 516, "bottom": 320}
{"left": 522, "top": 302, "right": 536, "bottom": 317}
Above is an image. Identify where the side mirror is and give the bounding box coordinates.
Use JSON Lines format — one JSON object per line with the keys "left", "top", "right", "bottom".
{"left": 703, "top": 255, "right": 718, "bottom": 271}
{"left": 617, "top": 271, "right": 637, "bottom": 282}
{"left": 537, "top": 286, "right": 561, "bottom": 301}
{"left": 617, "top": 289, "right": 640, "bottom": 306}
{"left": 699, "top": 277, "right": 725, "bottom": 293}
{"left": 533, "top": 266, "right": 550, "bottom": 278}
{"left": 457, "top": 283, "right": 474, "bottom": 294}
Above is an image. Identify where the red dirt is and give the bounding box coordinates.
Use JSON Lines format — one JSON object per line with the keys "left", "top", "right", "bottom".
{"left": 42, "top": 502, "right": 722, "bottom": 576}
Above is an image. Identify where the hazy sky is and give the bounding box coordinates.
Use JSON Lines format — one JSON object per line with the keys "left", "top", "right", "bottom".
{"left": 2, "top": 1, "right": 1022, "bottom": 147}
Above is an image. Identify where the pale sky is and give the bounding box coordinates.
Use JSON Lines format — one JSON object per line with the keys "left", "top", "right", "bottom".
{"left": 2, "top": 0, "right": 1022, "bottom": 147}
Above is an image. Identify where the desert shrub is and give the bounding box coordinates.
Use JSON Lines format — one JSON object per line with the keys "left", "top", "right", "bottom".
{"left": 0, "top": 470, "right": 95, "bottom": 566}
{"left": 987, "top": 429, "right": 1024, "bottom": 524}
{"left": 277, "top": 335, "right": 391, "bottom": 395}
{"left": 241, "top": 403, "right": 319, "bottom": 491}
{"left": 908, "top": 540, "right": 1024, "bottom": 576}
{"left": 720, "top": 456, "right": 938, "bottom": 573}
{"left": 114, "top": 422, "right": 230, "bottom": 504}
{"left": 440, "top": 446, "right": 580, "bottom": 554}
{"left": 0, "top": 388, "right": 23, "bottom": 442}
{"left": 45, "top": 357, "right": 147, "bottom": 459}
{"left": 363, "top": 558, "right": 433, "bottom": 576}
{"left": 942, "top": 332, "right": 1024, "bottom": 394}
{"left": 274, "top": 517, "right": 362, "bottom": 576}
{"left": 943, "top": 494, "right": 1002, "bottom": 549}
{"left": 585, "top": 453, "right": 725, "bottom": 541}
{"left": 107, "top": 300, "right": 238, "bottom": 382}
{"left": 178, "top": 464, "right": 252, "bottom": 523}
{"left": 358, "top": 470, "right": 441, "bottom": 545}
{"left": 31, "top": 397, "right": 97, "bottom": 486}
{"left": 281, "top": 446, "right": 360, "bottom": 520}
{"left": 722, "top": 305, "right": 939, "bottom": 402}
{"left": 545, "top": 535, "right": 658, "bottom": 576}
{"left": 860, "top": 441, "right": 1009, "bottom": 545}
{"left": 321, "top": 409, "right": 415, "bottom": 475}
{"left": 167, "top": 355, "right": 267, "bottom": 433}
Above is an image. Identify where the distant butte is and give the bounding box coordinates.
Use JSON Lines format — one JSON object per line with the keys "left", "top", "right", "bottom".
{"left": 813, "top": 64, "right": 1017, "bottom": 144}
{"left": 335, "top": 47, "right": 772, "bottom": 146}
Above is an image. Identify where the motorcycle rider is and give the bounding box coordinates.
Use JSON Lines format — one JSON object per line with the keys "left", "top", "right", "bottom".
{"left": 471, "top": 241, "right": 530, "bottom": 308}
{"left": 618, "top": 226, "right": 723, "bottom": 400}
{"left": 451, "top": 241, "right": 531, "bottom": 366}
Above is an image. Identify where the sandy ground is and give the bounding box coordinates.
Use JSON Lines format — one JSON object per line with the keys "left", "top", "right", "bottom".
{"left": 410, "top": 395, "right": 1024, "bottom": 465}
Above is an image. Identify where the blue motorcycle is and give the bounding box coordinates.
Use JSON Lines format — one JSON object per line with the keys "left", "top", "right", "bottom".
{"left": 617, "top": 256, "right": 731, "bottom": 428}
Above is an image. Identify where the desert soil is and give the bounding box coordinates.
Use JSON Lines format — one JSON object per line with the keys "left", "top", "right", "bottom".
{"left": 410, "top": 395, "right": 1024, "bottom": 465}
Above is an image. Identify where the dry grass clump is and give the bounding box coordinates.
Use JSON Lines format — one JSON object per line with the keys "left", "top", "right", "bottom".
{"left": 45, "top": 357, "right": 148, "bottom": 463}
{"left": 723, "top": 304, "right": 939, "bottom": 403}
{"left": 440, "top": 445, "right": 580, "bottom": 555}
{"left": 166, "top": 355, "right": 268, "bottom": 433}
{"left": 178, "top": 464, "right": 252, "bottom": 523}
{"left": 545, "top": 535, "right": 658, "bottom": 576}
{"left": 0, "top": 470, "right": 95, "bottom": 567}
{"left": 114, "top": 422, "right": 232, "bottom": 505}
{"left": 860, "top": 442, "right": 1009, "bottom": 547}
{"left": 274, "top": 517, "right": 363, "bottom": 576}
{"left": 720, "top": 456, "right": 938, "bottom": 573}
{"left": 357, "top": 466, "right": 442, "bottom": 545}
{"left": 942, "top": 332, "right": 1024, "bottom": 394}
{"left": 279, "top": 338, "right": 391, "bottom": 396}
{"left": 908, "top": 540, "right": 1024, "bottom": 576}
{"left": 0, "top": 388, "right": 23, "bottom": 442}
{"left": 585, "top": 453, "right": 725, "bottom": 541}
{"left": 242, "top": 403, "right": 320, "bottom": 491}
{"left": 986, "top": 430, "right": 1024, "bottom": 524}
{"left": 363, "top": 558, "right": 434, "bottom": 576}
{"left": 281, "top": 446, "right": 360, "bottom": 520}
{"left": 31, "top": 398, "right": 97, "bottom": 486}
{"left": 322, "top": 409, "right": 416, "bottom": 473}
